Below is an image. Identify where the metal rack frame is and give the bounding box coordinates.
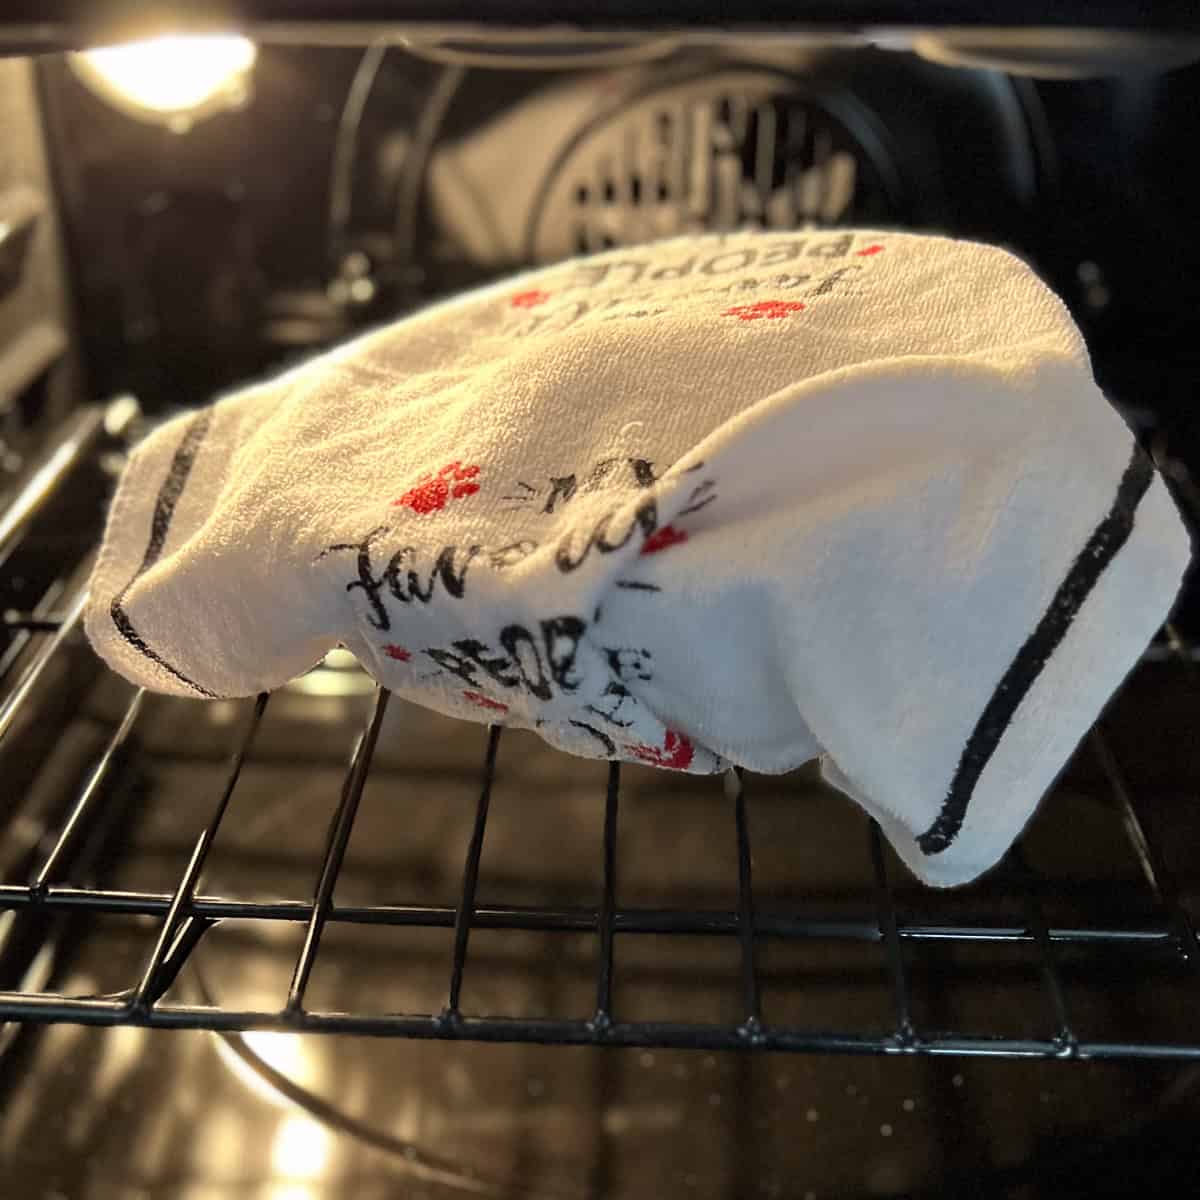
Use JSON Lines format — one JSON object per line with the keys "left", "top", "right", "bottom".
{"left": 0, "top": 404, "right": 1198, "bottom": 1059}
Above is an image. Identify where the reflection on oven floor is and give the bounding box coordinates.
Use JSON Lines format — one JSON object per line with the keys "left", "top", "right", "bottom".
{"left": 5, "top": 1005, "right": 1200, "bottom": 1198}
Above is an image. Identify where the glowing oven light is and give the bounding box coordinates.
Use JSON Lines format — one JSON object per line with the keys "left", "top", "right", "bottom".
{"left": 70, "top": 35, "right": 257, "bottom": 129}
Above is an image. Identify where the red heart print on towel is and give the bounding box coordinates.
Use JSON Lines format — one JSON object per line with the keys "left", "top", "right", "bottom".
{"left": 463, "top": 690, "right": 509, "bottom": 713}
{"left": 383, "top": 644, "right": 411, "bottom": 662}
{"left": 856, "top": 244, "right": 885, "bottom": 257}
{"left": 627, "top": 730, "right": 695, "bottom": 771}
{"left": 722, "top": 300, "right": 806, "bottom": 321}
{"left": 641, "top": 525, "right": 689, "bottom": 556}
{"left": 393, "top": 462, "right": 481, "bottom": 514}
{"left": 511, "top": 289, "right": 551, "bottom": 308}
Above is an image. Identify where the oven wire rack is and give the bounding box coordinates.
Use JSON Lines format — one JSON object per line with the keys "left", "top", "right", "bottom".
{"left": 0, "top": 401, "right": 1198, "bottom": 1059}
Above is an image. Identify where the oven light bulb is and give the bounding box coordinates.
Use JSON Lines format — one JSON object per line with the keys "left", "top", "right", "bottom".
{"left": 71, "top": 35, "right": 257, "bottom": 127}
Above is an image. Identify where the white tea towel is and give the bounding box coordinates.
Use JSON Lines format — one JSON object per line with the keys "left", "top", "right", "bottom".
{"left": 85, "top": 230, "right": 1191, "bottom": 886}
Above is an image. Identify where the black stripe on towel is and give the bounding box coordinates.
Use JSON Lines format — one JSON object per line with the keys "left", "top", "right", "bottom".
{"left": 109, "top": 409, "right": 219, "bottom": 698}
{"left": 917, "top": 444, "right": 1155, "bottom": 856}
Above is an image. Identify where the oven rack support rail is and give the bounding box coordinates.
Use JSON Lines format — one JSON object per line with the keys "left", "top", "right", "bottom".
{"left": 0, "top": 403, "right": 1198, "bottom": 1059}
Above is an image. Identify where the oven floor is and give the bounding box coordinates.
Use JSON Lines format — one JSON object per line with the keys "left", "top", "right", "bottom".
{"left": 6, "top": 1024, "right": 1199, "bottom": 1200}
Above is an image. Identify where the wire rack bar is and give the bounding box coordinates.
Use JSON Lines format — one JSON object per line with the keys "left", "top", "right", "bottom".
{"left": 286, "top": 686, "right": 391, "bottom": 1013}
{"left": 0, "top": 405, "right": 104, "bottom": 570}
{"left": 32, "top": 687, "right": 146, "bottom": 892}
{"left": 0, "top": 584, "right": 86, "bottom": 745}
{"left": 592, "top": 760, "right": 620, "bottom": 1031}
{"left": 445, "top": 723, "right": 502, "bottom": 1019}
{"left": 2, "top": 614, "right": 66, "bottom": 633}
{"left": 139, "top": 914, "right": 221, "bottom": 1008}
{"left": 1091, "top": 725, "right": 1200, "bottom": 967}
{"left": 0, "top": 577, "right": 67, "bottom": 688}
{"left": 1011, "top": 848, "right": 1076, "bottom": 1054}
{"left": 869, "top": 820, "right": 916, "bottom": 1048}
{"left": 2, "top": 990, "right": 1200, "bottom": 1059}
{"left": 0, "top": 885, "right": 1181, "bottom": 946}
{"left": 730, "top": 768, "right": 763, "bottom": 1039}
{"left": 131, "top": 693, "right": 269, "bottom": 1011}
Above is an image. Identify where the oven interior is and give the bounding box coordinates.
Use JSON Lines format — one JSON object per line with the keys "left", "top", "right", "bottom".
{"left": 3, "top": 20, "right": 1200, "bottom": 1198}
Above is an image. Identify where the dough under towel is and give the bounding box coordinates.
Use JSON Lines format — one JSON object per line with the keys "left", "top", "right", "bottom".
{"left": 85, "top": 229, "right": 1191, "bottom": 886}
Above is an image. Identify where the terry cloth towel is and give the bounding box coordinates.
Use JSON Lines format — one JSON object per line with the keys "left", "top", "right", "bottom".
{"left": 85, "top": 229, "right": 1190, "bottom": 886}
